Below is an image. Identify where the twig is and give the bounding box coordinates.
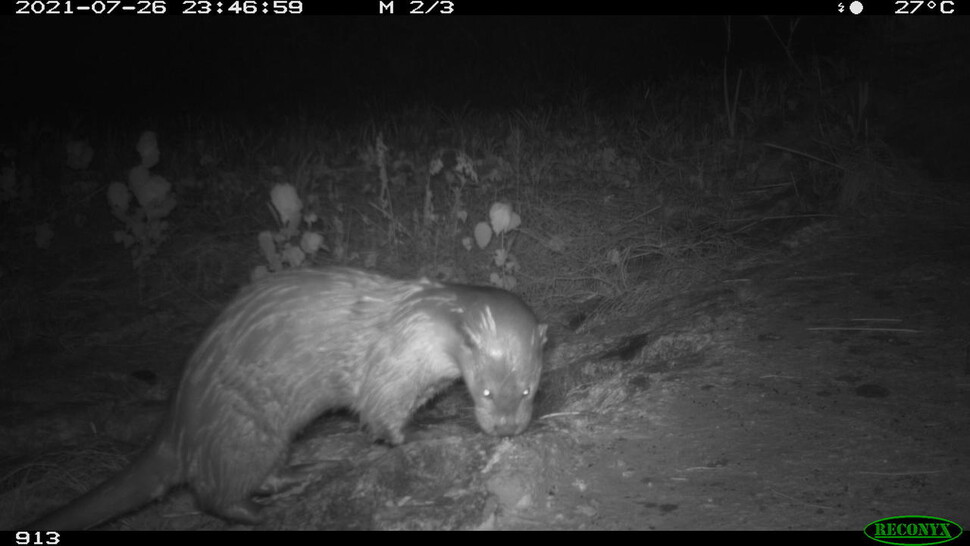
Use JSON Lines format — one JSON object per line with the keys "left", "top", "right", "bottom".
{"left": 858, "top": 470, "right": 944, "bottom": 476}
{"left": 807, "top": 327, "right": 921, "bottom": 333}
{"left": 763, "top": 142, "right": 844, "bottom": 170}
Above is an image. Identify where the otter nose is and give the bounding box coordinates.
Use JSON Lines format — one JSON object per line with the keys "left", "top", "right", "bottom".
{"left": 490, "top": 417, "right": 528, "bottom": 437}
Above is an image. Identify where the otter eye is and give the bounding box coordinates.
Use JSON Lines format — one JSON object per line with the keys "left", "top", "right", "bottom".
{"left": 482, "top": 388, "right": 492, "bottom": 399}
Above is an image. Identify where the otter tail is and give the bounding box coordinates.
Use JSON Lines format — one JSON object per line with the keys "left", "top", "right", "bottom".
{"left": 25, "top": 440, "right": 181, "bottom": 530}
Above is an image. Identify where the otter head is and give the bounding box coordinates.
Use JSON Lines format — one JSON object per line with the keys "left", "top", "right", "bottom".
{"left": 454, "top": 290, "right": 547, "bottom": 437}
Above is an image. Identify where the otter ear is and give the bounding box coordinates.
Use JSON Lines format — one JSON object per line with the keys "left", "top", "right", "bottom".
{"left": 537, "top": 323, "right": 548, "bottom": 346}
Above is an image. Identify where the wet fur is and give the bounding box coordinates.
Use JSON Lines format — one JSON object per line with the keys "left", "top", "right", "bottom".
{"left": 26, "top": 268, "right": 546, "bottom": 530}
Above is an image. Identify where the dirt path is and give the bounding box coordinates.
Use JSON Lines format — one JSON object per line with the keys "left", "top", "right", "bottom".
{"left": 506, "top": 213, "right": 970, "bottom": 530}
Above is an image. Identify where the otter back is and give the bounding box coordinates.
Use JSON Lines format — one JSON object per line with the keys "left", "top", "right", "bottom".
{"left": 26, "top": 267, "right": 546, "bottom": 530}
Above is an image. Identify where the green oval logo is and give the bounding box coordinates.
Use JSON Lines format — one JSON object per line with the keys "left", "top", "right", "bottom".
{"left": 865, "top": 516, "right": 963, "bottom": 546}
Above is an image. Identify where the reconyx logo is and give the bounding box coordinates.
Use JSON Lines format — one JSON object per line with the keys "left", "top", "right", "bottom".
{"left": 865, "top": 516, "right": 963, "bottom": 546}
